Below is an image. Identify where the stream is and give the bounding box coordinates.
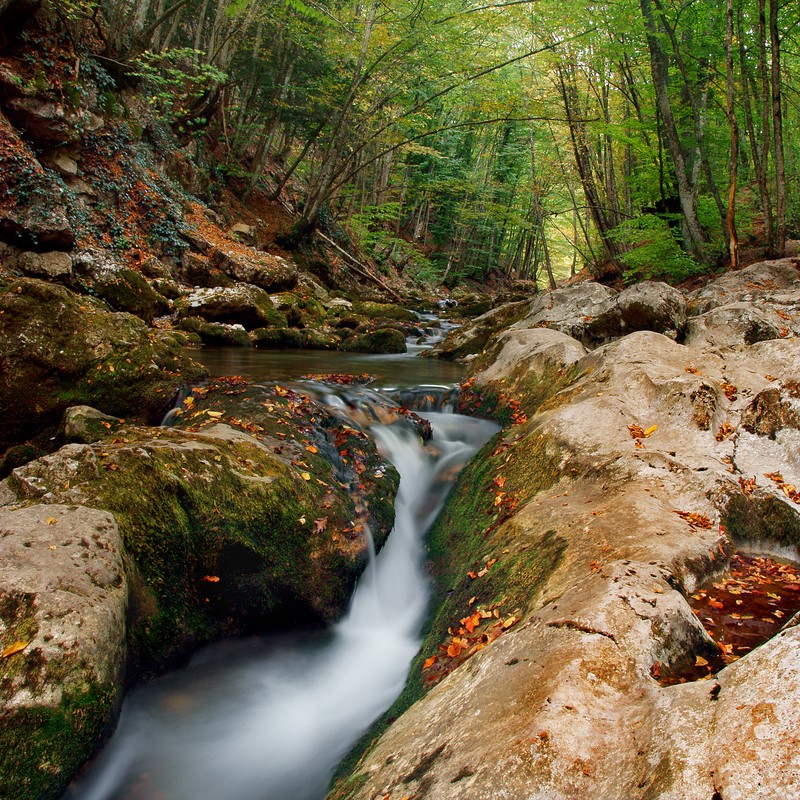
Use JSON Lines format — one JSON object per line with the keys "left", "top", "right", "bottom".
{"left": 63, "top": 337, "right": 497, "bottom": 800}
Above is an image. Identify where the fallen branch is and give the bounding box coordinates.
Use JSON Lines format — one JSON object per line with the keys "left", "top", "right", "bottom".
{"left": 316, "top": 231, "right": 403, "bottom": 302}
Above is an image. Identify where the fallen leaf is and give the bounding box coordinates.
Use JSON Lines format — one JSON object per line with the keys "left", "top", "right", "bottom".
{"left": 300, "top": 472, "right": 311, "bottom": 481}
{"left": 695, "top": 656, "right": 709, "bottom": 667}
{"left": 313, "top": 517, "right": 328, "bottom": 533}
{"left": 207, "top": 410, "right": 224, "bottom": 419}
{"left": 306, "top": 445, "right": 319, "bottom": 454}
{"left": 1, "top": 641, "right": 30, "bottom": 658}
{"left": 46, "top": 517, "right": 57, "bottom": 525}
{"left": 202, "top": 575, "right": 220, "bottom": 583}
{"left": 422, "top": 656, "right": 437, "bottom": 670}
{"left": 643, "top": 425, "right": 658, "bottom": 437}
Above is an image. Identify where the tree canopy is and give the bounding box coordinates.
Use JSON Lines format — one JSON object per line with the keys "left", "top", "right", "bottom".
{"left": 70, "top": 0, "right": 800, "bottom": 286}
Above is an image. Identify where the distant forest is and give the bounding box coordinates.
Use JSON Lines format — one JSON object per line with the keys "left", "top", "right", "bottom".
{"left": 56, "top": 0, "right": 799, "bottom": 285}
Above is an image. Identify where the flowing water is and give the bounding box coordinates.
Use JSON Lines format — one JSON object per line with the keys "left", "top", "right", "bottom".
{"left": 64, "top": 380, "right": 497, "bottom": 800}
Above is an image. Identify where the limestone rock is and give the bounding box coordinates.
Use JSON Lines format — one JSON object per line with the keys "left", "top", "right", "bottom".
{"left": 177, "top": 284, "right": 286, "bottom": 330}
{"left": 684, "top": 303, "right": 783, "bottom": 350}
{"left": 61, "top": 406, "right": 123, "bottom": 444}
{"left": 615, "top": 280, "right": 687, "bottom": 337}
{"left": 72, "top": 249, "right": 171, "bottom": 324}
{"left": 0, "top": 277, "right": 207, "bottom": 450}
{"left": 0, "top": 504, "right": 127, "bottom": 800}
{"left": 427, "top": 300, "right": 529, "bottom": 361}
{"left": 470, "top": 328, "right": 587, "bottom": 387}
{"left": 688, "top": 258, "right": 800, "bottom": 314}
{"left": 510, "top": 283, "right": 619, "bottom": 343}
{"left": 4, "top": 97, "right": 85, "bottom": 145}
{"left": 15, "top": 250, "right": 72, "bottom": 279}
{"left": 337, "top": 284, "right": 800, "bottom": 800}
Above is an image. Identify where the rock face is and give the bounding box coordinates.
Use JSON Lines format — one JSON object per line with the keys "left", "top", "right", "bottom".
{"left": 0, "top": 504, "right": 127, "bottom": 800}
{"left": 72, "top": 249, "right": 171, "bottom": 324}
{"left": 0, "top": 277, "right": 207, "bottom": 450}
{"left": 332, "top": 262, "right": 800, "bottom": 800}
{"left": 0, "top": 111, "right": 74, "bottom": 250}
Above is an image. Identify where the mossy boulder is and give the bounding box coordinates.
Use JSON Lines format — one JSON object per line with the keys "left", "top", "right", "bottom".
{"left": 72, "top": 249, "right": 171, "bottom": 324}
{"left": 0, "top": 504, "right": 126, "bottom": 800}
{"left": 0, "top": 277, "right": 208, "bottom": 451}
{"left": 176, "top": 284, "right": 286, "bottom": 330}
{"left": 251, "top": 327, "right": 304, "bottom": 349}
{"left": 197, "top": 322, "right": 251, "bottom": 347}
{"left": 351, "top": 301, "right": 417, "bottom": 322}
{"left": 342, "top": 327, "right": 407, "bottom": 354}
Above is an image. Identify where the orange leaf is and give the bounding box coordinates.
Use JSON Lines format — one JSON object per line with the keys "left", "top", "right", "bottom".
{"left": 306, "top": 445, "right": 319, "bottom": 454}
{"left": 202, "top": 575, "right": 220, "bottom": 583}
{"left": 2, "top": 641, "right": 30, "bottom": 658}
{"left": 422, "top": 656, "right": 437, "bottom": 670}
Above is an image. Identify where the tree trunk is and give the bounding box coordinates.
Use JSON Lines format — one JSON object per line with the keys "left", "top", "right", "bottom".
{"left": 726, "top": 0, "right": 739, "bottom": 269}
{"left": 639, "top": 0, "right": 706, "bottom": 255}
{"left": 769, "top": 0, "right": 786, "bottom": 256}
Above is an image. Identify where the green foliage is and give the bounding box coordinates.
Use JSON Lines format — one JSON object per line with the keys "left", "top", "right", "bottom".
{"left": 348, "top": 203, "right": 440, "bottom": 283}
{"left": 132, "top": 48, "right": 227, "bottom": 130}
{"left": 609, "top": 215, "right": 706, "bottom": 284}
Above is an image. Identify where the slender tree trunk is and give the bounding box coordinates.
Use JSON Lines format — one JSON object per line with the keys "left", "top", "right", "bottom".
{"left": 738, "top": 0, "right": 773, "bottom": 252}
{"left": 726, "top": 0, "right": 739, "bottom": 269}
{"left": 529, "top": 129, "right": 555, "bottom": 289}
{"left": 557, "top": 63, "right": 623, "bottom": 277}
{"left": 639, "top": 0, "right": 706, "bottom": 255}
{"left": 769, "top": 0, "right": 786, "bottom": 256}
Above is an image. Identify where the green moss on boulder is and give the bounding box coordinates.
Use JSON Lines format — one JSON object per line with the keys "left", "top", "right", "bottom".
{"left": 0, "top": 277, "right": 207, "bottom": 451}
{"left": 342, "top": 327, "right": 407, "bottom": 354}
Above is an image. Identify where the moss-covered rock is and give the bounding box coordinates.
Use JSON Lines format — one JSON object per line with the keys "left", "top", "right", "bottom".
{"left": 0, "top": 504, "right": 127, "bottom": 800}
{"left": 176, "top": 284, "right": 286, "bottom": 330}
{"left": 71, "top": 249, "right": 171, "bottom": 323}
{"left": 342, "top": 327, "right": 407, "bottom": 354}
{"left": 352, "top": 301, "right": 417, "bottom": 322}
{"left": 251, "top": 326, "right": 304, "bottom": 349}
{"left": 0, "top": 277, "right": 208, "bottom": 451}
{"left": 197, "top": 321, "right": 251, "bottom": 347}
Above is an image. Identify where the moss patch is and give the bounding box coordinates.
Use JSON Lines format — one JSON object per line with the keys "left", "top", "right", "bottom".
{"left": 721, "top": 489, "right": 800, "bottom": 553}
{"left": 0, "top": 684, "right": 115, "bottom": 800}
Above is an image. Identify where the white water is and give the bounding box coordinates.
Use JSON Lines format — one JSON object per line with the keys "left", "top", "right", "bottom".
{"left": 65, "top": 411, "right": 497, "bottom": 800}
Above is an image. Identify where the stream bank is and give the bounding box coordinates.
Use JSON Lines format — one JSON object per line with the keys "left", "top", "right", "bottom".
{"left": 330, "top": 259, "right": 800, "bottom": 800}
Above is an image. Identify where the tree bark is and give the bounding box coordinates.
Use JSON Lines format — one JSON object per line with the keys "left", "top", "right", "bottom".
{"left": 639, "top": 0, "right": 705, "bottom": 255}
{"left": 769, "top": 0, "right": 786, "bottom": 256}
{"left": 726, "top": 0, "right": 739, "bottom": 269}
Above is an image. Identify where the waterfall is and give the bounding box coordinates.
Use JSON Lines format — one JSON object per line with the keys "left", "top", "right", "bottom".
{"left": 64, "top": 407, "right": 497, "bottom": 800}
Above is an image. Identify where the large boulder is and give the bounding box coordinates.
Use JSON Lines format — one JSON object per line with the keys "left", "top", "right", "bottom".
{"left": 684, "top": 302, "right": 784, "bottom": 350}
{"left": 0, "top": 504, "right": 127, "bottom": 800}
{"left": 334, "top": 277, "right": 800, "bottom": 800}
{"left": 72, "top": 249, "right": 171, "bottom": 324}
{"left": 0, "top": 277, "right": 207, "bottom": 450}
{"left": 510, "top": 283, "right": 619, "bottom": 344}
{"left": 688, "top": 258, "right": 800, "bottom": 315}
{"left": 177, "top": 284, "right": 286, "bottom": 330}
{"left": 427, "top": 300, "right": 530, "bottom": 361}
